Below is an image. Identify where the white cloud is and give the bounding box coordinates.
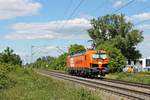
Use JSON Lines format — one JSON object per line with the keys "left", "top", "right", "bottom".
{"left": 137, "top": 24, "right": 150, "bottom": 30}
{"left": 126, "top": 12, "right": 150, "bottom": 21}
{"left": 137, "top": 0, "right": 147, "bottom": 2}
{"left": 113, "top": 0, "right": 125, "bottom": 7}
{"left": 0, "top": 0, "right": 42, "bottom": 20}
{"left": 113, "top": 0, "right": 147, "bottom": 8}
{"left": 5, "top": 18, "right": 91, "bottom": 40}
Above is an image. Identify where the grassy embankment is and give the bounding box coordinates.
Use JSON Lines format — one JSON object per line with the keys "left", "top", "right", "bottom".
{"left": 106, "top": 72, "right": 150, "bottom": 84}
{"left": 0, "top": 67, "right": 101, "bottom": 100}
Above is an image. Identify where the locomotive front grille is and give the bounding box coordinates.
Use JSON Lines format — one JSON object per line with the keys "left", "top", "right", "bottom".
{"left": 102, "top": 64, "right": 108, "bottom": 67}
{"left": 91, "top": 64, "right": 99, "bottom": 67}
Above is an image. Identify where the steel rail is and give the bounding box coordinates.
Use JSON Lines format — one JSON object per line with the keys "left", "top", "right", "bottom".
{"left": 102, "top": 79, "right": 150, "bottom": 89}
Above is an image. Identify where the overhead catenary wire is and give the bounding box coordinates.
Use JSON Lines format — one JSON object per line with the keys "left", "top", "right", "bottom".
{"left": 111, "top": 0, "right": 135, "bottom": 14}
{"left": 90, "top": 0, "right": 107, "bottom": 14}
{"left": 59, "top": 0, "right": 85, "bottom": 31}
{"left": 66, "top": 0, "right": 85, "bottom": 20}
{"left": 62, "top": 0, "right": 73, "bottom": 19}
{"left": 56, "top": 46, "right": 66, "bottom": 53}
{"left": 133, "top": 5, "right": 150, "bottom": 26}
{"left": 55, "top": 0, "right": 73, "bottom": 31}
{"left": 88, "top": 0, "right": 136, "bottom": 19}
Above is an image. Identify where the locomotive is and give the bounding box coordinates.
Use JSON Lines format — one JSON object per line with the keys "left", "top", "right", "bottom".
{"left": 67, "top": 49, "right": 110, "bottom": 77}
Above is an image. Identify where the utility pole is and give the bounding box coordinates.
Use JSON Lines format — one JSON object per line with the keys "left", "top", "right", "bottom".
{"left": 30, "top": 45, "right": 34, "bottom": 64}
{"left": 25, "top": 55, "right": 29, "bottom": 65}
{"left": 56, "top": 46, "right": 66, "bottom": 54}
{"left": 30, "top": 45, "right": 47, "bottom": 63}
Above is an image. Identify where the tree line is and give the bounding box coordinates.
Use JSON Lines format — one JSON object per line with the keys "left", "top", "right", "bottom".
{"left": 0, "top": 47, "right": 22, "bottom": 65}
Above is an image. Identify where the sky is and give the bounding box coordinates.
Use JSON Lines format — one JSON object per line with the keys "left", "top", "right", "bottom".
{"left": 0, "top": 0, "right": 150, "bottom": 64}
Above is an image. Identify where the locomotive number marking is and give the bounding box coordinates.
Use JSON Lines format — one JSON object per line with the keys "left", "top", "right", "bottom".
{"left": 70, "top": 58, "right": 74, "bottom": 67}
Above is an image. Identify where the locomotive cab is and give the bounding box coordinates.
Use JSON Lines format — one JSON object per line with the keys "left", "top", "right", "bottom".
{"left": 91, "top": 52, "right": 108, "bottom": 67}
{"left": 90, "top": 51, "right": 110, "bottom": 76}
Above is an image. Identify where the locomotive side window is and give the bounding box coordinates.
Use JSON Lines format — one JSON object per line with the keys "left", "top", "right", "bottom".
{"left": 92, "top": 53, "right": 107, "bottom": 60}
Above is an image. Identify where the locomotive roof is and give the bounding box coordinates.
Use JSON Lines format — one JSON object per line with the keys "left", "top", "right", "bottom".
{"left": 69, "top": 49, "right": 106, "bottom": 57}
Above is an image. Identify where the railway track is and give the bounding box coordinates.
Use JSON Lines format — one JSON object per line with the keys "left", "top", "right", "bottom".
{"left": 35, "top": 70, "right": 150, "bottom": 100}
{"left": 45, "top": 70, "right": 150, "bottom": 89}
{"left": 103, "top": 79, "right": 150, "bottom": 89}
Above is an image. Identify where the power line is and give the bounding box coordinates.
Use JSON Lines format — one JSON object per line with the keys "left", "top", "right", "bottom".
{"left": 134, "top": 5, "right": 150, "bottom": 14}
{"left": 30, "top": 45, "right": 48, "bottom": 63}
{"left": 59, "top": 0, "right": 85, "bottom": 31}
{"left": 111, "top": 0, "right": 135, "bottom": 14}
{"left": 132, "top": 5, "right": 150, "bottom": 26}
{"left": 62, "top": 0, "right": 73, "bottom": 19}
{"left": 56, "top": 46, "right": 66, "bottom": 54}
{"left": 90, "top": 1, "right": 107, "bottom": 14}
{"left": 67, "top": 0, "right": 85, "bottom": 19}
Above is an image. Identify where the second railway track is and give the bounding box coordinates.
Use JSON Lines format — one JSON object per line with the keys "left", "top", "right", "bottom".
{"left": 35, "top": 70, "right": 150, "bottom": 100}
{"left": 102, "top": 79, "right": 150, "bottom": 89}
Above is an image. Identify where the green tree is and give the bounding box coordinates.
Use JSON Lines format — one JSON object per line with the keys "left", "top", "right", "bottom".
{"left": 32, "top": 56, "right": 55, "bottom": 68}
{"left": 0, "top": 47, "right": 22, "bottom": 65}
{"left": 88, "top": 14, "right": 143, "bottom": 62}
{"left": 32, "top": 53, "right": 68, "bottom": 71}
{"left": 69, "top": 44, "right": 86, "bottom": 55}
{"left": 54, "top": 53, "right": 68, "bottom": 70}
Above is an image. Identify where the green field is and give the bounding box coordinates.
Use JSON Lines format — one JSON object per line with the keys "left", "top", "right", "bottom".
{"left": 106, "top": 72, "right": 150, "bottom": 84}
{"left": 0, "top": 68, "right": 101, "bottom": 100}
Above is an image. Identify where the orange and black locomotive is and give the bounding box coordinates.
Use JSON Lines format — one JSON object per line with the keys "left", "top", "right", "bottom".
{"left": 67, "top": 49, "right": 110, "bottom": 77}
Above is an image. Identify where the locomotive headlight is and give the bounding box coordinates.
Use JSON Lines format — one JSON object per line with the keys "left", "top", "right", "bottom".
{"left": 98, "top": 62, "right": 102, "bottom": 64}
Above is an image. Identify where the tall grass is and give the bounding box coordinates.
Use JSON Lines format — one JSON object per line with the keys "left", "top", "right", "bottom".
{"left": 0, "top": 68, "right": 101, "bottom": 100}
{"left": 106, "top": 72, "right": 150, "bottom": 84}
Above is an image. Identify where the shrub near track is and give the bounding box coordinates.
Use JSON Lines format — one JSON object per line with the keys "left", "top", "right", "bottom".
{"left": 0, "top": 64, "right": 17, "bottom": 89}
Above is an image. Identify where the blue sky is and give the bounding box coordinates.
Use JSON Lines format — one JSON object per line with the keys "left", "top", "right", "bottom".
{"left": 0, "top": 0, "right": 150, "bottom": 64}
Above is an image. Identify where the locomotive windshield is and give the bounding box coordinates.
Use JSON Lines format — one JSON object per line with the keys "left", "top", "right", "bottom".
{"left": 92, "top": 53, "right": 107, "bottom": 60}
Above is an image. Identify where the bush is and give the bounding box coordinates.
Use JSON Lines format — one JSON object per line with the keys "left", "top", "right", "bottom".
{"left": 0, "top": 64, "right": 17, "bottom": 89}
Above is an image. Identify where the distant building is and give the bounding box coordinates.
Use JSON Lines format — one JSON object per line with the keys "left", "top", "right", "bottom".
{"left": 124, "top": 57, "right": 150, "bottom": 72}
{"left": 138, "top": 57, "right": 150, "bottom": 71}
